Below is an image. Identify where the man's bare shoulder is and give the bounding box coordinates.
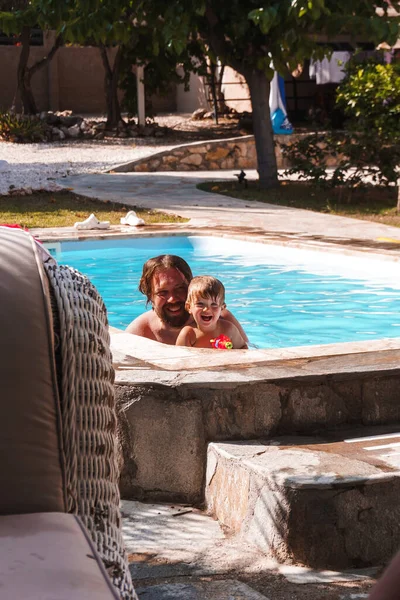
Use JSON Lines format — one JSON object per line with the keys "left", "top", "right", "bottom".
{"left": 221, "top": 320, "right": 248, "bottom": 349}
{"left": 126, "top": 311, "right": 157, "bottom": 340}
{"left": 175, "top": 325, "right": 196, "bottom": 347}
{"left": 220, "top": 308, "right": 248, "bottom": 343}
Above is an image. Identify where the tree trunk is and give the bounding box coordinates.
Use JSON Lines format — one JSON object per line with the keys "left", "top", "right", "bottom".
{"left": 216, "top": 64, "right": 228, "bottom": 114}
{"left": 17, "top": 26, "right": 37, "bottom": 114}
{"left": 246, "top": 69, "right": 278, "bottom": 189}
{"left": 100, "top": 45, "right": 124, "bottom": 128}
{"left": 209, "top": 62, "right": 219, "bottom": 124}
{"left": 25, "top": 34, "right": 62, "bottom": 113}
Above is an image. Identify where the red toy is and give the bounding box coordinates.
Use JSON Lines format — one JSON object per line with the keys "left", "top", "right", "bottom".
{"left": 210, "top": 334, "right": 233, "bottom": 350}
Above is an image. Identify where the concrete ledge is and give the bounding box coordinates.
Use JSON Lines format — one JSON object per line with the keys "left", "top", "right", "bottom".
{"left": 114, "top": 332, "right": 400, "bottom": 503}
{"left": 206, "top": 434, "right": 400, "bottom": 569}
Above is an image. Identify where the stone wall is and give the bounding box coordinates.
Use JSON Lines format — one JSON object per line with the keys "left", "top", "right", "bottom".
{"left": 114, "top": 133, "right": 304, "bottom": 172}
{"left": 116, "top": 368, "right": 400, "bottom": 504}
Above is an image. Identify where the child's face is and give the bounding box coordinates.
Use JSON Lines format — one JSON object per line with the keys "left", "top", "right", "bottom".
{"left": 187, "top": 294, "right": 225, "bottom": 331}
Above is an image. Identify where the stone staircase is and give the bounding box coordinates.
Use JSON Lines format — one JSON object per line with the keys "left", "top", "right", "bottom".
{"left": 115, "top": 336, "right": 400, "bottom": 595}
{"left": 122, "top": 428, "right": 400, "bottom": 599}
{"left": 205, "top": 428, "right": 400, "bottom": 570}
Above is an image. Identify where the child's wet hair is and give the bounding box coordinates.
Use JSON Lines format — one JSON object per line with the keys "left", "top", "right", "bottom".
{"left": 186, "top": 276, "right": 225, "bottom": 305}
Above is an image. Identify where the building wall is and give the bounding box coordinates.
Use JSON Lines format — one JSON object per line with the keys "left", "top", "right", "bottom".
{"left": 56, "top": 46, "right": 120, "bottom": 113}
{"left": 0, "top": 32, "right": 176, "bottom": 115}
{"left": 176, "top": 68, "right": 209, "bottom": 113}
{"left": 221, "top": 66, "right": 251, "bottom": 112}
{"left": 0, "top": 46, "right": 49, "bottom": 111}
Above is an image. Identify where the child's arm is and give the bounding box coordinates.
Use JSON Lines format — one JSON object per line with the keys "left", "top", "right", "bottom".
{"left": 176, "top": 326, "right": 196, "bottom": 347}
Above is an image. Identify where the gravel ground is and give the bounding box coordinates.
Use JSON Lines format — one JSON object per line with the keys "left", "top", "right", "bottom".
{"left": 0, "top": 113, "right": 247, "bottom": 196}
{"left": 0, "top": 138, "right": 177, "bottom": 195}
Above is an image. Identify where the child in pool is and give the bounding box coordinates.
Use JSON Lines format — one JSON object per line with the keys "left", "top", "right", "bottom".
{"left": 175, "top": 275, "right": 248, "bottom": 349}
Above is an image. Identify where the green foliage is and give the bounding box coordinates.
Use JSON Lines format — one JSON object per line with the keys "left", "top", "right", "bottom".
{"left": 281, "top": 54, "right": 400, "bottom": 188}
{"left": 336, "top": 55, "right": 400, "bottom": 141}
{"left": 281, "top": 130, "right": 400, "bottom": 188}
{"left": 0, "top": 0, "right": 66, "bottom": 34}
{"left": 146, "top": 0, "right": 399, "bottom": 187}
{"left": 119, "top": 34, "right": 207, "bottom": 117}
{"left": 0, "top": 111, "right": 47, "bottom": 142}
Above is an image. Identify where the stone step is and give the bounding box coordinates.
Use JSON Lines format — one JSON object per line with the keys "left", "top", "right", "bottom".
{"left": 136, "top": 580, "right": 270, "bottom": 600}
{"left": 205, "top": 426, "right": 400, "bottom": 570}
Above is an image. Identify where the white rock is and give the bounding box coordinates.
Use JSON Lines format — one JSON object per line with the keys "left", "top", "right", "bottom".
{"left": 52, "top": 127, "right": 65, "bottom": 140}
{"left": 68, "top": 125, "right": 81, "bottom": 138}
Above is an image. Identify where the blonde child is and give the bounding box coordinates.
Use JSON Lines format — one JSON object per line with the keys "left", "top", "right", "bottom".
{"left": 175, "top": 276, "right": 247, "bottom": 349}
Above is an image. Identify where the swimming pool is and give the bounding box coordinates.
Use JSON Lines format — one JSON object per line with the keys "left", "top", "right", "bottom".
{"left": 46, "top": 235, "right": 400, "bottom": 349}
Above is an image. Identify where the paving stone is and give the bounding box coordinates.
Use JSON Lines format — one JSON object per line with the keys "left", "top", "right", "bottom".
{"left": 122, "top": 501, "right": 276, "bottom": 580}
{"left": 136, "top": 580, "right": 270, "bottom": 600}
{"left": 279, "top": 565, "right": 377, "bottom": 584}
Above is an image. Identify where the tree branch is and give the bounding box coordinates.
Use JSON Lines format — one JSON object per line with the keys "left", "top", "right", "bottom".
{"left": 28, "top": 34, "right": 63, "bottom": 78}
{"left": 204, "top": 4, "right": 248, "bottom": 77}
{"left": 99, "top": 42, "right": 112, "bottom": 79}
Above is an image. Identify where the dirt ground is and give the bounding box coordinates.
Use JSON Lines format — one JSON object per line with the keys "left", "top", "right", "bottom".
{"left": 151, "top": 112, "right": 311, "bottom": 141}
{"left": 150, "top": 112, "right": 251, "bottom": 141}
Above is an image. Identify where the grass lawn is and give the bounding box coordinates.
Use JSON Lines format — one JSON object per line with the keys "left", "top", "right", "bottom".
{"left": 198, "top": 181, "right": 400, "bottom": 227}
{"left": 0, "top": 191, "right": 188, "bottom": 228}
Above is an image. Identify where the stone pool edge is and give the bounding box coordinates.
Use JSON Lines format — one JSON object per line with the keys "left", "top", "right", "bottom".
{"left": 111, "top": 328, "right": 400, "bottom": 379}
{"left": 113, "top": 329, "right": 400, "bottom": 503}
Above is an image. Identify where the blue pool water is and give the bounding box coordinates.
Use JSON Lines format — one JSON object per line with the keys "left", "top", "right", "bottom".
{"left": 46, "top": 235, "right": 400, "bottom": 349}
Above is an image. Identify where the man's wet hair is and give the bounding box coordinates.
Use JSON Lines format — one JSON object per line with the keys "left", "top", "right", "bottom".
{"left": 186, "top": 276, "right": 226, "bottom": 306}
{"left": 139, "top": 254, "right": 193, "bottom": 303}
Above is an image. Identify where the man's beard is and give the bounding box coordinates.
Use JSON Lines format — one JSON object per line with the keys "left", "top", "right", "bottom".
{"left": 154, "top": 302, "right": 189, "bottom": 328}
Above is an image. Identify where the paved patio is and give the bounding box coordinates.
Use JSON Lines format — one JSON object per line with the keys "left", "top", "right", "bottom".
{"left": 58, "top": 169, "right": 400, "bottom": 246}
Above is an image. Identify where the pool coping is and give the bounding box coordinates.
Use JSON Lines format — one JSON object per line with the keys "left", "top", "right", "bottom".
{"left": 34, "top": 224, "right": 400, "bottom": 261}
{"left": 111, "top": 328, "right": 400, "bottom": 383}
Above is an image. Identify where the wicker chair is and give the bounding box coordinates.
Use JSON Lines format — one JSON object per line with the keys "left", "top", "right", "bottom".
{"left": 0, "top": 227, "right": 136, "bottom": 599}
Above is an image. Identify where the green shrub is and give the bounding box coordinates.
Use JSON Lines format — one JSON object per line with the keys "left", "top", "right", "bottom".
{"left": 281, "top": 130, "right": 400, "bottom": 188}
{"left": 281, "top": 55, "right": 400, "bottom": 188}
{"left": 336, "top": 57, "right": 400, "bottom": 142}
{"left": 0, "top": 112, "right": 48, "bottom": 143}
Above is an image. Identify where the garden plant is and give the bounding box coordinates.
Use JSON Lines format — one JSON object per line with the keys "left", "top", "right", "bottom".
{"left": 281, "top": 54, "right": 400, "bottom": 189}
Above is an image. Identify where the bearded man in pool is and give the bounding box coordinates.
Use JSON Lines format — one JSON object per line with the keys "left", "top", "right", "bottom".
{"left": 126, "top": 254, "right": 248, "bottom": 347}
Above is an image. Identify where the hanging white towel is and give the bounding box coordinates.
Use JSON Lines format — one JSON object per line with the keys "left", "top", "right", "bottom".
{"left": 309, "top": 52, "right": 351, "bottom": 84}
